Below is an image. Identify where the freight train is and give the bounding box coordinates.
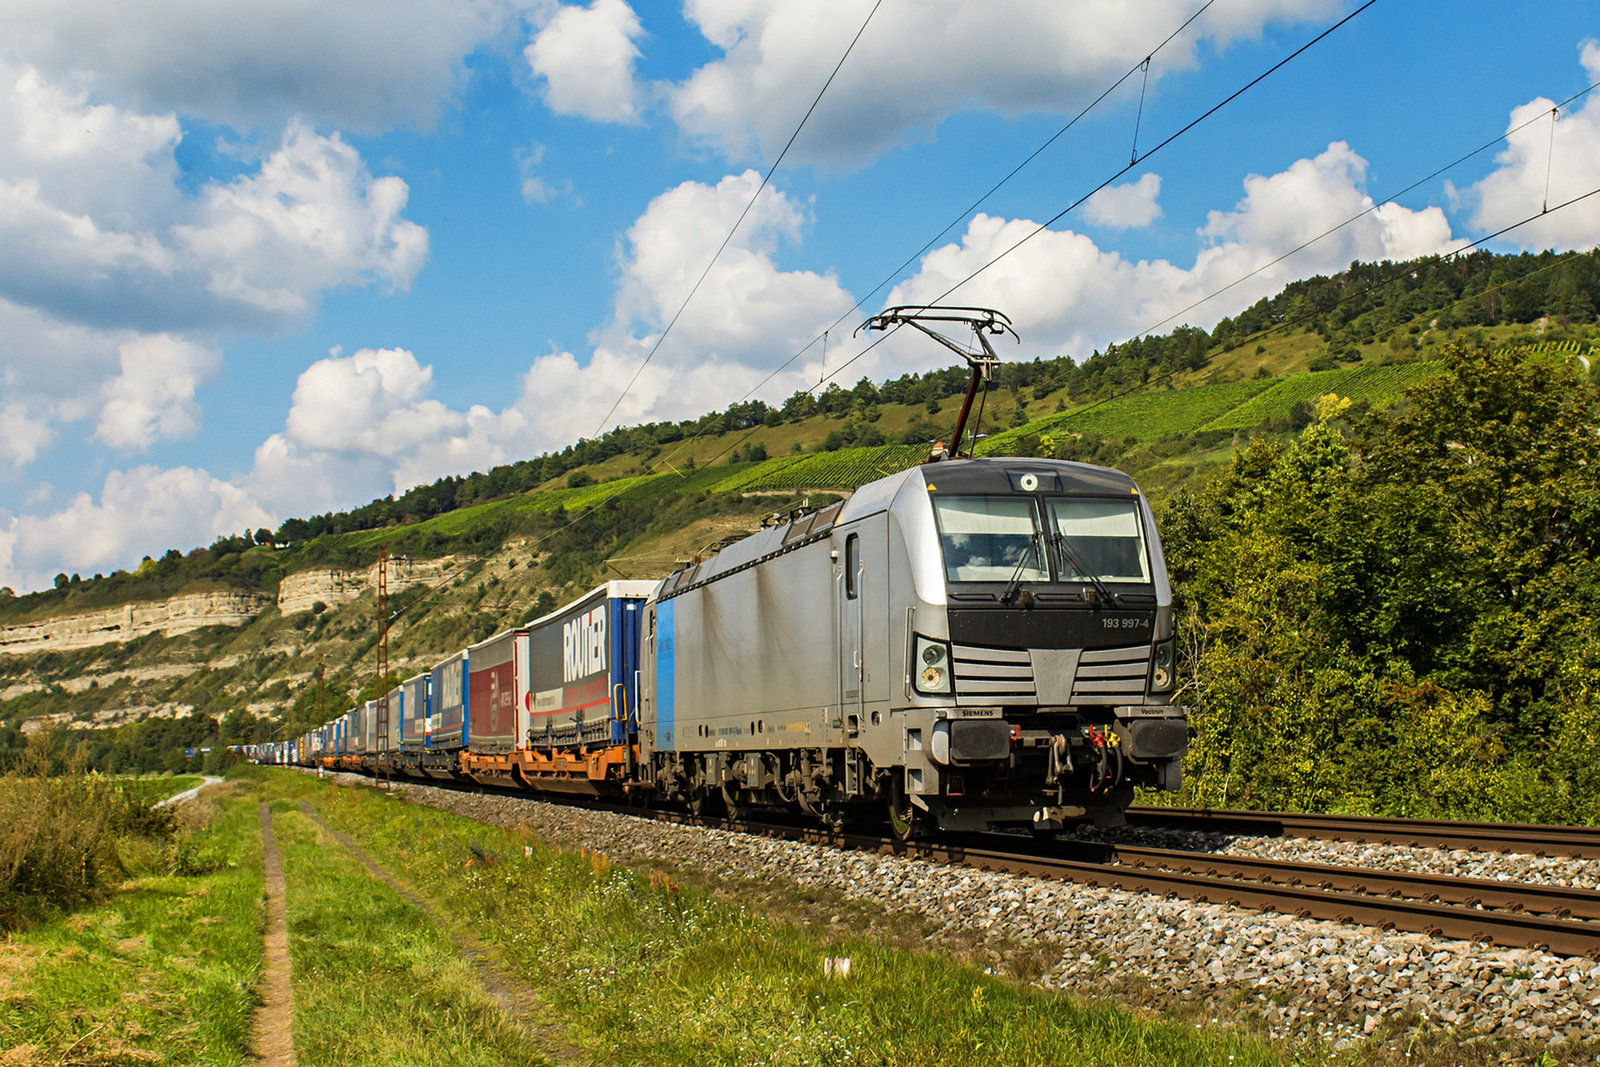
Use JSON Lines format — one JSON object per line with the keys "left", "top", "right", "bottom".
{"left": 249, "top": 455, "right": 1189, "bottom": 835}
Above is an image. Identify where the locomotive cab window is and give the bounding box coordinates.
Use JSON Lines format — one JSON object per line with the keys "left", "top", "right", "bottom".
{"left": 1049, "top": 498, "right": 1150, "bottom": 583}
{"left": 931, "top": 496, "right": 1046, "bottom": 583}
{"left": 845, "top": 533, "right": 859, "bottom": 599}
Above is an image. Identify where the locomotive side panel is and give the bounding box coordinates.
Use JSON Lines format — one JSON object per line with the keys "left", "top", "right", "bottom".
{"left": 666, "top": 536, "right": 840, "bottom": 752}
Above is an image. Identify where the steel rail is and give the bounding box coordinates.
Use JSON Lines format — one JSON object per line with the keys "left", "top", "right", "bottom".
{"left": 1033, "top": 839, "right": 1600, "bottom": 921}
{"left": 1125, "top": 807, "right": 1600, "bottom": 859}
{"left": 643, "top": 812, "right": 1600, "bottom": 958}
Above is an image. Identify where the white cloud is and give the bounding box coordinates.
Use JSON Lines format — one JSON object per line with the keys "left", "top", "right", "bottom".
{"left": 669, "top": 0, "right": 1339, "bottom": 165}
{"left": 526, "top": 0, "right": 644, "bottom": 124}
{"left": 0, "top": 464, "right": 271, "bottom": 591}
{"left": 613, "top": 170, "right": 854, "bottom": 364}
{"left": 0, "top": 68, "right": 430, "bottom": 472}
{"left": 0, "top": 70, "right": 430, "bottom": 335}
{"left": 95, "top": 334, "right": 219, "bottom": 450}
{"left": 1465, "top": 40, "right": 1600, "bottom": 250}
{"left": 515, "top": 142, "right": 568, "bottom": 203}
{"left": 0, "top": 0, "right": 532, "bottom": 133}
{"left": 1082, "top": 173, "right": 1163, "bottom": 229}
{"left": 885, "top": 142, "right": 1457, "bottom": 360}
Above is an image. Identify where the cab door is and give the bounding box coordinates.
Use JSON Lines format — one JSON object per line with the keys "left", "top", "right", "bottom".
{"left": 836, "top": 514, "right": 890, "bottom": 723}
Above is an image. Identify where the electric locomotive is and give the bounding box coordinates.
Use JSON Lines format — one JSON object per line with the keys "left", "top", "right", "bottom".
{"left": 637, "top": 452, "right": 1187, "bottom": 834}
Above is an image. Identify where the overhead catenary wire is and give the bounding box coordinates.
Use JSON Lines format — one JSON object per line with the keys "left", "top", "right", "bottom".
{"left": 914, "top": 0, "right": 1382, "bottom": 315}
{"left": 590, "top": 0, "right": 886, "bottom": 440}
{"left": 811, "top": 0, "right": 1380, "bottom": 396}
{"left": 1133, "top": 77, "right": 1600, "bottom": 342}
{"left": 648, "top": 0, "right": 1222, "bottom": 473}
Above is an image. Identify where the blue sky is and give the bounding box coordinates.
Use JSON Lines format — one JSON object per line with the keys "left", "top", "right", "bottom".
{"left": 1, "top": 0, "right": 1598, "bottom": 592}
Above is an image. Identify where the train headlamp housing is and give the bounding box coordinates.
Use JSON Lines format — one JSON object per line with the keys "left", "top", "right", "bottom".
{"left": 913, "top": 635, "right": 953, "bottom": 695}
{"left": 1149, "top": 637, "right": 1175, "bottom": 693}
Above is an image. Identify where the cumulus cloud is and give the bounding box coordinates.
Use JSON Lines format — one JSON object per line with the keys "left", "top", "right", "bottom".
{"left": 885, "top": 143, "right": 1457, "bottom": 361}
{"left": 0, "top": 67, "right": 428, "bottom": 334}
{"left": 95, "top": 334, "right": 219, "bottom": 450}
{"left": 613, "top": 170, "right": 854, "bottom": 365}
{"left": 0, "top": 0, "right": 531, "bottom": 133}
{"left": 1082, "top": 174, "right": 1164, "bottom": 229}
{"left": 0, "top": 66, "right": 430, "bottom": 471}
{"left": 669, "top": 0, "right": 1339, "bottom": 164}
{"left": 1464, "top": 41, "right": 1600, "bottom": 250}
{"left": 526, "top": 0, "right": 644, "bottom": 124}
{"left": 0, "top": 464, "right": 272, "bottom": 591}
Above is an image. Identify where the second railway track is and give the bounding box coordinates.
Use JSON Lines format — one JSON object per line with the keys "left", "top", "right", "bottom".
{"left": 1126, "top": 806, "right": 1600, "bottom": 859}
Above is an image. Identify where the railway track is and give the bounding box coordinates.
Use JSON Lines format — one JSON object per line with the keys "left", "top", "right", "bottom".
{"left": 644, "top": 812, "right": 1600, "bottom": 958}
{"left": 307, "top": 768, "right": 1600, "bottom": 958}
{"left": 1126, "top": 806, "right": 1600, "bottom": 860}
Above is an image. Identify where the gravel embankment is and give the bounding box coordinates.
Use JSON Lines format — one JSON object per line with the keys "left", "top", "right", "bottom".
{"left": 360, "top": 779, "right": 1600, "bottom": 1056}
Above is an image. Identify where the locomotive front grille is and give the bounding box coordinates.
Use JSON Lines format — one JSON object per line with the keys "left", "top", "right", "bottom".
{"left": 1070, "top": 644, "right": 1153, "bottom": 704}
{"left": 947, "top": 646, "right": 1036, "bottom": 703}
{"left": 951, "top": 643, "right": 1035, "bottom": 705}
{"left": 950, "top": 641, "right": 1154, "bottom": 707}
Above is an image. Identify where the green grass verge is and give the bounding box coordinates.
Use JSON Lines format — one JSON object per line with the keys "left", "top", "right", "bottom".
{"left": 265, "top": 770, "right": 1295, "bottom": 1067}
{"left": 273, "top": 802, "right": 552, "bottom": 1067}
{"left": 0, "top": 785, "right": 262, "bottom": 1064}
{"left": 1202, "top": 362, "right": 1445, "bottom": 431}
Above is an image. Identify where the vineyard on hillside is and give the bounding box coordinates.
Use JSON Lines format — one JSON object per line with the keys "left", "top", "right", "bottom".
{"left": 727, "top": 444, "right": 928, "bottom": 492}
{"left": 980, "top": 378, "right": 1276, "bottom": 455}
{"left": 1203, "top": 361, "right": 1445, "bottom": 431}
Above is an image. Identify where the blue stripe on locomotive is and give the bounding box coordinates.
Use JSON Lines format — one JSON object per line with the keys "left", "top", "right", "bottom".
{"left": 657, "top": 597, "right": 675, "bottom": 751}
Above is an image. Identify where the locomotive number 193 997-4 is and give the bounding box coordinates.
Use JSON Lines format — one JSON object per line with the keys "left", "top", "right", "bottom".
{"left": 1102, "top": 616, "right": 1151, "bottom": 630}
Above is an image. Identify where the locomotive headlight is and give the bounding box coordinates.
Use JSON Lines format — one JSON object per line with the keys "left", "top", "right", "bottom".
{"left": 1150, "top": 638, "right": 1175, "bottom": 693}
{"left": 913, "top": 635, "right": 953, "bottom": 695}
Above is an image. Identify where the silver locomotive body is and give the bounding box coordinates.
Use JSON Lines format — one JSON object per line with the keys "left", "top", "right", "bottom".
{"left": 639, "top": 456, "right": 1188, "bottom": 832}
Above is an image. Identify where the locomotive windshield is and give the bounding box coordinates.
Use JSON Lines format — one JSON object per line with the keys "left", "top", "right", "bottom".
{"left": 1049, "top": 498, "right": 1150, "bottom": 583}
{"left": 932, "top": 496, "right": 1047, "bottom": 582}
{"left": 932, "top": 494, "right": 1151, "bottom": 584}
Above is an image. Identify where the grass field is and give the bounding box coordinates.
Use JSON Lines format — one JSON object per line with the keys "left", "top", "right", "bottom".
{"left": 980, "top": 378, "right": 1277, "bottom": 455}
{"left": 274, "top": 800, "right": 551, "bottom": 1067}
{"left": 266, "top": 769, "right": 1296, "bottom": 1067}
{"left": 0, "top": 782, "right": 262, "bottom": 1065}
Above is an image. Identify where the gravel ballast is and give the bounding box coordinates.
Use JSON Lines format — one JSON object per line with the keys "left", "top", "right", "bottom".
{"left": 320, "top": 774, "right": 1600, "bottom": 1057}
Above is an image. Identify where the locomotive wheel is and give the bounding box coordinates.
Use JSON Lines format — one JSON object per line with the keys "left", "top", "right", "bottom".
{"left": 887, "top": 780, "right": 921, "bottom": 841}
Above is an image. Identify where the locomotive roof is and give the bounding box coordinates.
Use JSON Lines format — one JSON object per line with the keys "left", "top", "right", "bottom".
{"left": 650, "top": 457, "right": 1142, "bottom": 603}
{"left": 913, "top": 456, "right": 1140, "bottom": 496}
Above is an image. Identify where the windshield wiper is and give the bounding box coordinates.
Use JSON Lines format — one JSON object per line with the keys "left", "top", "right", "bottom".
{"left": 1000, "top": 532, "right": 1042, "bottom": 606}
{"left": 1051, "top": 531, "right": 1117, "bottom": 607}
